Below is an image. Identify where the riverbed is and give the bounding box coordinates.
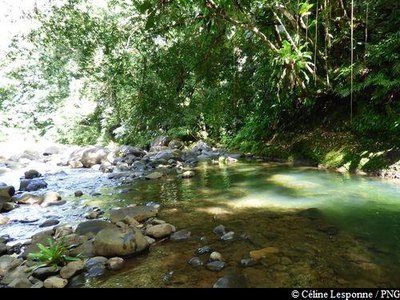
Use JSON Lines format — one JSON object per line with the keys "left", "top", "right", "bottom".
{"left": 78, "top": 161, "right": 400, "bottom": 287}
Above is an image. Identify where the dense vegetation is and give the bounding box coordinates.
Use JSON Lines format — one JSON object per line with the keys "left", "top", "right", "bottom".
{"left": 1, "top": 0, "right": 399, "bottom": 170}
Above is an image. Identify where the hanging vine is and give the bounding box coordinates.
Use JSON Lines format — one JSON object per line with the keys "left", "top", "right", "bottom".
{"left": 350, "top": 0, "right": 354, "bottom": 122}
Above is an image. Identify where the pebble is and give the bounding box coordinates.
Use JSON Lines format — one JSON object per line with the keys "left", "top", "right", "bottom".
{"left": 240, "top": 258, "right": 259, "bottom": 267}
{"left": 196, "top": 246, "right": 214, "bottom": 255}
{"left": 39, "top": 219, "right": 60, "bottom": 227}
{"left": 170, "top": 229, "right": 191, "bottom": 241}
{"left": 209, "top": 251, "right": 223, "bottom": 261}
{"left": 188, "top": 257, "right": 203, "bottom": 267}
{"left": 206, "top": 261, "right": 226, "bottom": 272}
{"left": 221, "top": 231, "right": 234, "bottom": 241}
{"left": 213, "top": 225, "right": 226, "bottom": 237}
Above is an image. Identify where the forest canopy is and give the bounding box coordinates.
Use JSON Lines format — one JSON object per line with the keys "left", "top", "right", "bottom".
{"left": 0, "top": 0, "right": 399, "bottom": 151}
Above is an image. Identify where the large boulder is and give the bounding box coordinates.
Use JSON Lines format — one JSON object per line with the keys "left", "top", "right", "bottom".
{"left": 19, "top": 178, "right": 48, "bottom": 192}
{"left": 109, "top": 206, "right": 158, "bottom": 223}
{"left": 75, "top": 220, "right": 117, "bottom": 236}
{"left": 93, "top": 227, "right": 149, "bottom": 257}
{"left": 80, "top": 147, "right": 109, "bottom": 168}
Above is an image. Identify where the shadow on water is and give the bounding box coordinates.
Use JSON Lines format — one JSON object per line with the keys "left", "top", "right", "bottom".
{"left": 84, "top": 161, "right": 400, "bottom": 287}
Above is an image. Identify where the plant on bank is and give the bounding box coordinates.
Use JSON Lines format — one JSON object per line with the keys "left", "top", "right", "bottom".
{"left": 28, "top": 238, "right": 81, "bottom": 268}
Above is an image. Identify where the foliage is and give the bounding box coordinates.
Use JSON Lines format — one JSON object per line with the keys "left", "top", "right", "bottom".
{"left": 0, "top": 0, "right": 399, "bottom": 155}
{"left": 28, "top": 238, "right": 80, "bottom": 267}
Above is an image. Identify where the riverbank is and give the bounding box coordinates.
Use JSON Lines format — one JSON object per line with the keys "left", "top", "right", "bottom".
{"left": 0, "top": 137, "right": 251, "bottom": 288}
{"left": 1, "top": 135, "right": 400, "bottom": 288}
{"left": 228, "top": 127, "right": 400, "bottom": 180}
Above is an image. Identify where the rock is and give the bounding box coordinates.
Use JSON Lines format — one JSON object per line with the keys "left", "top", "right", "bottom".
{"left": 240, "top": 258, "right": 259, "bottom": 267}
{"left": 41, "top": 192, "right": 62, "bottom": 207}
{"left": 117, "top": 146, "right": 145, "bottom": 158}
{"left": 188, "top": 257, "right": 203, "bottom": 267}
{"left": 221, "top": 231, "right": 234, "bottom": 241}
{"left": 196, "top": 246, "right": 214, "bottom": 255}
{"left": 144, "top": 236, "right": 156, "bottom": 245}
{"left": 206, "top": 261, "right": 226, "bottom": 272}
{"left": 66, "top": 273, "right": 86, "bottom": 288}
{"left": 80, "top": 147, "right": 109, "bottom": 168}
{"left": 86, "top": 264, "right": 106, "bottom": 278}
{"left": 75, "top": 220, "right": 117, "bottom": 236}
{"left": 109, "top": 206, "right": 158, "bottom": 223}
{"left": 106, "top": 257, "right": 124, "bottom": 271}
{"left": 74, "top": 190, "right": 83, "bottom": 197}
{"left": 67, "top": 240, "right": 94, "bottom": 258}
{"left": 181, "top": 171, "right": 195, "bottom": 178}
{"left": 45, "top": 200, "right": 66, "bottom": 207}
{"left": 213, "top": 225, "right": 226, "bottom": 237}
{"left": 1, "top": 265, "right": 31, "bottom": 285}
{"left": 39, "top": 219, "right": 60, "bottom": 228}
{"left": 190, "top": 140, "right": 212, "bottom": 153}
{"left": 31, "top": 280, "right": 44, "bottom": 288}
{"left": 145, "top": 223, "right": 174, "bottom": 238}
{"left": 24, "top": 169, "right": 41, "bottom": 179}
{"left": 145, "top": 172, "right": 163, "bottom": 180}
{"left": 0, "top": 242, "right": 7, "bottom": 255}
{"left": 31, "top": 229, "right": 54, "bottom": 243}
{"left": 8, "top": 277, "right": 33, "bottom": 288}
{"left": 249, "top": 247, "right": 280, "bottom": 260}
{"left": 21, "top": 230, "right": 54, "bottom": 258}
{"left": 168, "top": 140, "right": 184, "bottom": 150}
{"left": 93, "top": 227, "right": 149, "bottom": 257}
{"left": 170, "top": 229, "right": 191, "bottom": 241}
{"left": 68, "top": 160, "right": 83, "bottom": 169}
{"left": 85, "top": 211, "right": 102, "bottom": 219}
{"left": 43, "top": 276, "right": 68, "bottom": 288}
{"left": 0, "top": 185, "right": 15, "bottom": 198}
{"left": 60, "top": 260, "right": 85, "bottom": 279}
{"left": 32, "top": 266, "right": 61, "bottom": 281}
{"left": 85, "top": 256, "right": 108, "bottom": 269}
{"left": 122, "top": 216, "right": 139, "bottom": 226}
{"left": 213, "top": 274, "right": 247, "bottom": 288}
{"left": 2, "top": 202, "right": 18, "bottom": 211}
{"left": 16, "top": 194, "right": 44, "bottom": 205}
{"left": 54, "top": 225, "right": 73, "bottom": 239}
{"left": 210, "top": 252, "right": 223, "bottom": 261}
{"left": 19, "top": 179, "right": 48, "bottom": 192}
{"left": 0, "top": 214, "right": 10, "bottom": 225}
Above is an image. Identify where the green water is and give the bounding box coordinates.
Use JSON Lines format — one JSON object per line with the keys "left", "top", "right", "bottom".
{"left": 88, "top": 161, "right": 400, "bottom": 287}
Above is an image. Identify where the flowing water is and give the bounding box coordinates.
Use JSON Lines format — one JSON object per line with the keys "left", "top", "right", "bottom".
{"left": 79, "top": 161, "right": 400, "bottom": 288}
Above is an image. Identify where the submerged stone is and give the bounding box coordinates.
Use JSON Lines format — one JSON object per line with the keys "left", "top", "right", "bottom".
{"left": 213, "top": 274, "right": 247, "bottom": 288}
{"left": 206, "top": 261, "right": 226, "bottom": 272}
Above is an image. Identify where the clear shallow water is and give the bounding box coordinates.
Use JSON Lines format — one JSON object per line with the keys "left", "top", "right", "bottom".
{"left": 86, "top": 162, "right": 400, "bottom": 288}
